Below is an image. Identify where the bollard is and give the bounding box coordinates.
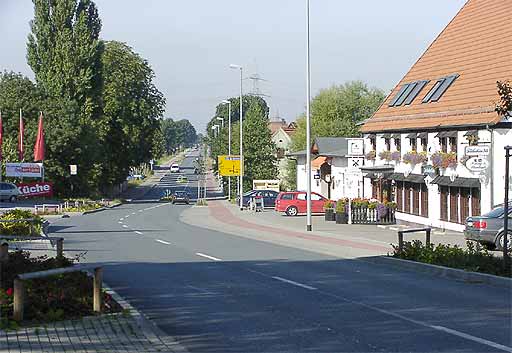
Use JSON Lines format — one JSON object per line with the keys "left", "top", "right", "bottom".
{"left": 56, "top": 238, "right": 64, "bottom": 258}
{"left": 425, "top": 228, "right": 431, "bottom": 247}
{"left": 13, "top": 278, "right": 25, "bottom": 322}
{"left": 398, "top": 231, "right": 404, "bottom": 253}
{"left": 93, "top": 267, "right": 103, "bottom": 313}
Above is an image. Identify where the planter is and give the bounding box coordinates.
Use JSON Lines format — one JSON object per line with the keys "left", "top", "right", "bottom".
{"left": 325, "top": 209, "right": 335, "bottom": 221}
{"left": 336, "top": 212, "right": 348, "bottom": 224}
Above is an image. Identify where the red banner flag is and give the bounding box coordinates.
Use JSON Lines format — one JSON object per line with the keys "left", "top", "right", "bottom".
{"left": 18, "top": 109, "right": 24, "bottom": 161}
{"left": 34, "top": 112, "right": 45, "bottom": 162}
{"left": 0, "top": 111, "right": 3, "bottom": 161}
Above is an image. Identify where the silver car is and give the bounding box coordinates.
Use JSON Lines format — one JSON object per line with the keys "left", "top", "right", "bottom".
{"left": 0, "top": 182, "right": 21, "bottom": 202}
{"left": 464, "top": 203, "right": 512, "bottom": 251}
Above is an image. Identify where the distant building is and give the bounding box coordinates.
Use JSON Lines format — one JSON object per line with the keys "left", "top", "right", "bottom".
{"left": 360, "top": 0, "right": 512, "bottom": 231}
{"left": 269, "top": 116, "right": 297, "bottom": 185}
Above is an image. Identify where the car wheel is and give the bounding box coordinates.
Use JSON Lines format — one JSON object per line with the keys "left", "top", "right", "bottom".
{"left": 9, "top": 196, "right": 17, "bottom": 203}
{"left": 286, "top": 206, "right": 298, "bottom": 217}
{"left": 495, "top": 232, "right": 512, "bottom": 251}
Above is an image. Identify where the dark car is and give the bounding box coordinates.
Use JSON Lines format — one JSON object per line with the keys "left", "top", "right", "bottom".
{"left": 172, "top": 191, "right": 190, "bottom": 205}
{"left": 464, "top": 203, "right": 512, "bottom": 251}
{"left": 237, "top": 190, "right": 279, "bottom": 208}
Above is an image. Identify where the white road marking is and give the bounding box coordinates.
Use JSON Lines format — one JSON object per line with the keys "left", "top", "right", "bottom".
{"left": 120, "top": 218, "right": 124, "bottom": 221}
{"left": 134, "top": 231, "right": 143, "bottom": 235}
{"left": 125, "top": 215, "right": 130, "bottom": 218}
{"left": 431, "top": 325, "right": 512, "bottom": 353}
{"left": 155, "top": 239, "right": 171, "bottom": 245}
{"left": 122, "top": 225, "right": 128, "bottom": 228}
{"left": 132, "top": 212, "right": 136, "bottom": 215}
{"left": 139, "top": 210, "right": 144, "bottom": 213}
{"left": 271, "top": 276, "right": 317, "bottom": 290}
{"left": 118, "top": 221, "right": 123, "bottom": 224}
{"left": 377, "top": 225, "right": 386, "bottom": 229}
{"left": 195, "top": 253, "right": 222, "bottom": 261}
{"left": 389, "top": 227, "right": 399, "bottom": 231}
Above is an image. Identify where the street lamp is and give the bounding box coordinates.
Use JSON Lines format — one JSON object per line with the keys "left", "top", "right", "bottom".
{"left": 221, "top": 99, "right": 232, "bottom": 201}
{"left": 230, "top": 64, "right": 244, "bottom": 211}
{"left": 216, "top": 116, "right": 224, "bottom": 128}
{"left": 305, "top": 0, "right": 312, "bottom": 231}
{"left": 211, "top": 124, "right": 219, "bottom": 137}
{"left": 503, "top": 146, "right": 511, "bottom": 272}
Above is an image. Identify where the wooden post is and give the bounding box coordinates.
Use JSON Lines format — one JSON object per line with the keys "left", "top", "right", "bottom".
{"left": 93, "top": 267, "right": 103, "bottom": 313}
{"left": 398, "top": 231, "right": 404, "bottom": 253}
{"left": 425, "top": 228, "right": 431, "bottom": 247}
{"left": 13, "top": 279, "right": 24, "bottom": 322}
{"left": 56, "top": 238, "right": 64, "bottom": 258}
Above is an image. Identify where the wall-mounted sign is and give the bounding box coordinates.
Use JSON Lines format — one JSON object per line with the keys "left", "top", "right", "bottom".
{"left": 347, "top": 138, "right": 364, "bottom": 156}
{"left": 6, "top": 163, "right": 43, "bottom": 178}
{"left": 70, "top": 165, "right": 78, "bottom": 175}
{"left": 17, "top": 182, "right": 53, "bottom": 198}
{"left": 465, "top": 145, "right": 490, "bottom": 156}
{"left": 465, "top": 157, "right": 489, "bottom": 172}
{"left": 421, "top": 164, "right": 436, "bottom": 178}
{"left": 348, "top": 157, "right": 364, "bottom": 170}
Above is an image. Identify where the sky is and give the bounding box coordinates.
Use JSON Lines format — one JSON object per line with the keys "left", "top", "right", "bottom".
{"left": 1, "top": 0, "right": 467, "bottom": 133}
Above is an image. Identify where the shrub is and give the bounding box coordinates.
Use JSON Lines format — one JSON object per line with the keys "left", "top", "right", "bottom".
{"left": 365, "top": 150, "right": 376, "bottom": 161}
{"left": 0, "top": 210, "right": 43, "bottom": 236}
{"left": 335, "top": 199, "right": 347, "bottom": 214}
{"left": 392, "top": 240, "right": 511, "bottom": 277}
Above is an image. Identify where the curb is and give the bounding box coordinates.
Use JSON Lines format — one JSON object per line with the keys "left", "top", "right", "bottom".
{"left": 83, "top": 202, "right": 123, "bottom": 215}
{"left": 369, "top": 256, "right": 512, "bottom": 289}
{"left": 104, "top": 283, "right": 189, "bottom": 353}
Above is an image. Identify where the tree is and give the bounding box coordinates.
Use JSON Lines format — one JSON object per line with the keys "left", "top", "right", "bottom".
{"left": 100, "top": 41, "right": 165, "bottom": 187}
{"left": 160, "top": 118, "right": 197, "bottom": 154}
{"left": 291, "top": 81, "right": 385, "bottom": 151}
{"left": 27, "top": 0, "right": 104, "bottom": 194}
{"left": 496, "top": 81, "right": 512, "bottom": 117}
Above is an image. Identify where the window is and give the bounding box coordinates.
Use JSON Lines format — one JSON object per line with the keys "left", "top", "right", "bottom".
{"left": 388, "top": 84, "right": 410, "bottom": 107}
{"left": 404, "top": 80, "right": 429, "bottom": 105}
{"left": 440, "top": 138, "right": 448, "bottom": 153}
{"left": 393, "top": 83, "right": 416, "bottom": 106}
{"left": 297, "top": 194, "right": 307, "bottom": 201}
{"left": 394, "top": 138, "right": 401, "bottom": 152}
{"left": 440, "top": 186, "right": 449, "bottom": 221}
{"left": 420, "top": 184, "right": 428, "bottom": 217}
{"left": 423, "top": 74, "right": 459, "bottom": 103}
{"left": 449, "top": 187, "right": 459, "bottom": 223}
{"left": 370, "top": 137, "right": 376, "bottom": 151}
{"left": 460, "top": 188, "right": 470, "bottom": 222}
{"left": 412, "top": 184, "right": 420, "bottom": 215}
{"left": 281, "top": 193, "right": 294, "bottom": 200}
{"left": 385, "top": 138, "right": 391, "bottom": 151}
{"left": 403, "top": 182, "right": 411, "bottom": 213}
{"left": 395, "top": 181, "right": 404, "bottom": 212}
{"left": 421, "top": 138, "right": 427, "bottom": 152}
{"left": 410, "top": 138, "right": 417, "bottom": 152}
{"left": 449, "top": 137, "right": 457, "bottom": 155}
{"left": 389, "top": 80, "right": 430, "bottom": 107}
{"left": 311, "top": 194, "right": 323, "bottom": 201}
{"left": 471, "top": 188, "right": 481, "bottom": 216}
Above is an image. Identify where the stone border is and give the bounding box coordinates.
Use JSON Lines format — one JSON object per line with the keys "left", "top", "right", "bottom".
{"left": 370, "top": 256, "right": 512, "bottom": 288}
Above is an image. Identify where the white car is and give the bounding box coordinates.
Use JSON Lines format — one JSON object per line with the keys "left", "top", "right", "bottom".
{"left": 170, "top": 164, "right": 180, "bottom": 173}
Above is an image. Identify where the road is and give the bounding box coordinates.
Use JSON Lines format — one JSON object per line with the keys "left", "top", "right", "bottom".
{"left": 48, "top": 151, "right": 512, "bottom": 352}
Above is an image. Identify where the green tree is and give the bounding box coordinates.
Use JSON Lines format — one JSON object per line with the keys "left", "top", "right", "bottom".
{"left": 27, "top": 0, "right": 104, "bottom": 195}
{"left": 291, "top": 81, "right": 385, "bottom": 151}
{"left": 496, "top": 81, "right": 512, "bottom": 117}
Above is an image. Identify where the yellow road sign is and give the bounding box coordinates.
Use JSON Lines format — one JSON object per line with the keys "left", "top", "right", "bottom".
{"left": 218, "top": 155, "right": 242, "bottom": 176}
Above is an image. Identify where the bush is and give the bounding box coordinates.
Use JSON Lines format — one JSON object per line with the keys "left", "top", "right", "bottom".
{"left": 324, "top": 200, "right": 334, "bottom": 210}
{"left": 392, "top": 240, "right": 511, "bottom": 277}
{"left": 336, "top": 199, "right": 347, "bottom": 214}
{"left": 0, "top": 210, "right": 43, "bottom": 236}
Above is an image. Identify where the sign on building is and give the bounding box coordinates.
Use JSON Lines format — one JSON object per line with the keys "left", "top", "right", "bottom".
{"left": 347, "top": 138, "right": 364, "bottom": 156}
{"left": 465, "top": 157, "right": 489, "bottom": 172}
{"left": 6, "top": 163, "right": 43, "bottom": 178}
{"left": 465, "top": 145, "right": 490, "bottom": 156}
{"left": 218, "top": 155, "right": 242, "bottom": 176}
{"left": 253, "top": 180, "right": 280, "bottom": 192}
{"left": 17, "top": 182, "right": 53, "bottom": 198}
{"left": 348, "top": 157, "right": 364, "bottom": 170}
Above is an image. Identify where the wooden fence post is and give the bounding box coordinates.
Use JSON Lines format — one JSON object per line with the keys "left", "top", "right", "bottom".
{"left": 56, "top": 238, "right": 64, "bottom": 258}
{"left": 93, "top": 267, "right": 103, "bottom": 313}
{"left": 398, "top": 231, "right": 404, "bottom": 253}
{"left": 13, "top": 278, "right": 25, "bottom": 322}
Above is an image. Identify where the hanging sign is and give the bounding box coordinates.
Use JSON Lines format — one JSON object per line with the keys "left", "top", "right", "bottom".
{"left": 6, "top": 163, "right": 43, "bottom": 178}
{"left": 465, "top": 157, "right": 489, "bottom": 172}
{"left": 465, "top": 146, "right": 490, "bottom": 156}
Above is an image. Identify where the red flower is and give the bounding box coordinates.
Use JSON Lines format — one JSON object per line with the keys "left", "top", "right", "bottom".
{"left": 6, "top": 288, "right": 13, "bottom": 296}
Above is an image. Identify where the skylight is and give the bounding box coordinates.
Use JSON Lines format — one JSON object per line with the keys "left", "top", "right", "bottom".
{"left": 422, "top": 74, "right": 459, "bottom": 103}
{"left": 388, "top": 80, "right": 430, "bottom": 107}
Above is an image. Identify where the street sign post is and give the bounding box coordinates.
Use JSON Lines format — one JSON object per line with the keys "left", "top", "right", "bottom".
{"left": 218, "top": 155, "right": 241, "bottom": 176}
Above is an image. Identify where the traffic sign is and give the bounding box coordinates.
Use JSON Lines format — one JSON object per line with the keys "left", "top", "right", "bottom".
{"left": 218, "top": 155, "right": 242, "bottom": 176}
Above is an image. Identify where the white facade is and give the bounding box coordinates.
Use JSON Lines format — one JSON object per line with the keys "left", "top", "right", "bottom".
{"left": 272, "top": 128, "right": 294, "bottom": 184}
{"left": 363, "top": 127, "right": 512, "bottom": 231}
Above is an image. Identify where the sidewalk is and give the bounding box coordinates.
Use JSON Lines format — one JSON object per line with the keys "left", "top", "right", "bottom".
{"left": 180, "top": 200, "right": 468, "bottom": 259}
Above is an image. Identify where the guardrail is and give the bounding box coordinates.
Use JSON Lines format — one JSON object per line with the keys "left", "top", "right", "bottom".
{"left": 397, "top": 227, "right": 432, "bottom": 253}
{"left": 13, "top": 264, "right": 103, "bottom": 321}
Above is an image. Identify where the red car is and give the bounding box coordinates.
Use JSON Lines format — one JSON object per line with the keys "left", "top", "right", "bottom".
{"left": 274, "top": 191, "right": 329, "bottom": 216}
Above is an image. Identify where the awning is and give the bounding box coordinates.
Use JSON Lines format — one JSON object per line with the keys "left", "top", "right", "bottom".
{"left": 388, "top": 172, "right": 405, "bottom": 181}
{"left": 360, "top": 165, "right": 395, "bottom": 173}
{"left": 435, "top": 131, "right": 458, "bottom": 138}
{"left": 406, "top": 133, "right": 418, "bottom": 139}
{"left": 388, "top": 173, "right": 425, "bottom": 183}
{"left": 418, "top": 132, "right": 428, "bottom": 139}
{"left": 381, "top": 133, "right": 392, "bottom": 139}
{"left": 391, "top": 134, "right": 401, "bottom": 139}
{"left": 312, "top": 156, "right": 329, "bottom": 168}
{"left": 431, "top": 176, "right": 481, "bottom": 188}
{"left": 464, "top": 130, "right": 479, "bottom": 137}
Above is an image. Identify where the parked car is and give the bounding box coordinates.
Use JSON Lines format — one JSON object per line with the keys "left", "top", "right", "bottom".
{"left": 177, "top": 175, "right": 188, "bottom": 183}
{"left": 170, "top": 164, "right": 180, "bottom": 173}
{"left": 464, "top": 203, "right": 512, "bottom": 251}
{"left": 274, "top": 191, "right": 329, "bottom": 216}
{"left": 0, "top": 182, "right": 21, "bottom": 202}
{"left": 237, "top": 190, "right": 279, "bottom": 208}
{"left": 172, "top": 191, "right": 190, "bottom": 205}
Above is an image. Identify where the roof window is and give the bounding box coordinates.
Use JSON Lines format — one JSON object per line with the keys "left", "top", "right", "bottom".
{"left": 422, "top": 74, "right": 459, "bottom": 103}
{"left": 388, "top": 80, "right": 430, "bottom": 107}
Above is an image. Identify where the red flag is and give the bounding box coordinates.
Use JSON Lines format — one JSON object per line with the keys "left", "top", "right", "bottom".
{"left": 18, "top": 110, "right": 24, "bottom": 161}
{"left": 34, "top": 112, "right": 45, "bottom": 162}
{"left": 0, "top": 111, "right": 3, "bottom": 161}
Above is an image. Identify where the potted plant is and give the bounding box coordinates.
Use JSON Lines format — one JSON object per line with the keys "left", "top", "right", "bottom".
{"left": 390, "top": 151, "right": 401, "bottom": 162}
{"left": 324, "top": 200, "right": 335, "bottom": 221}
{"left": 378, "top": 150, "right": 392, "bottom": 161}
{"left": 335, "top": 198, "right": 348, "bottom": 224}
{"left": 365, "top": 150, "right": 376, "bottom": 161}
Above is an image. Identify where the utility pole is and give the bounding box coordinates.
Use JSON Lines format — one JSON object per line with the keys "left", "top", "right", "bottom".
{"left": 503, "top": 146, "right": 511, "bottom": 272}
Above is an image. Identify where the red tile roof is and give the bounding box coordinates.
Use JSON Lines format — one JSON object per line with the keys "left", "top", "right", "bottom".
{"left": 362, "top": 0, "right": 511, "bottom": 133}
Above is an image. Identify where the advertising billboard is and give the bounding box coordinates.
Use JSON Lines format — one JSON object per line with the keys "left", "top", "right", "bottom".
{"left": 6, "top": 163, "right": 44, "bottom": 178}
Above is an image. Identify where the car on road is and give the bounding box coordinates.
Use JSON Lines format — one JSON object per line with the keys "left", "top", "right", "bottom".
{"left": 177, "top": 175, "right": 188, "bottom": 183}
{"left": 237, "top": 190, "right": 279, "bottom": 208}
{"left": 464, "top": 203, "right": 512, "bottom": 251}
{"left": 0, "top": 182, "right": 21, "bottom": 203}
{"left": 171, "top": 191, "right": 190, "bottom": 205}
{"left": 274, "top": 191, "right": 329, "bottom": 216}
{"left": 170, "top": 164, "right": 180, "bottom": 173}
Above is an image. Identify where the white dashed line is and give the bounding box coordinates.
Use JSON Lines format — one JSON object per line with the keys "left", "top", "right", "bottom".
{"left": 122, "top": 225, "right": 128, "bottom": 228}
{"left": 139, "top": 210, "right": 144, "bottom": 213}
{"left": 134, "top": 231, "right": 143, "bottom": 235}
{"left": 120, "top": 218, "right": 124, "bottom": 221}
{"left": 430, "top": 325, "right": 512, "bottom": 352}
{"left": 132, "top": 212, "right": 136, "bottom": 215}
{"left": 195, "top": 253, "right": 222, "bottom": 261}
{"left": 155, "top": 239, "right": 171, "bottom": 245}
{"left": 118, "top": 221, "right": 123, "bottom": 224}
{"left": 272, "top": 276, "right": 317, "bottom": 290}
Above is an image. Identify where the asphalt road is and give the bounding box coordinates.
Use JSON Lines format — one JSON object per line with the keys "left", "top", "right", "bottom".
{"left": 48, "top": 151, "right": 512, "bottom": 353}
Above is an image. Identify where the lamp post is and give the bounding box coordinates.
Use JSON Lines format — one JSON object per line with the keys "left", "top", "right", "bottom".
{"left": 230, "top": 64, "right": 244, "bottom": 211}
{"left": 221, "top": 100, "right": 232, "bottom": 200}
{"left": 216, "top": 116, "right": 224, "bottom": 128}
{"left": 305, "top": 0, "right": 312, "bottom": 231}
{"left": 504, "top": 146, "right": 511, "bottom": 272}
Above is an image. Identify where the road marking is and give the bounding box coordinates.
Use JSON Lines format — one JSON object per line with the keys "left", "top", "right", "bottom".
{"left": 122, "top": 225, "right": 128, "bottom": 228}
{"left": 125, "top": 215, "right": 130, "bottom": 218}
{"left": 377, "top": 225, "right": 386, "bottom": 229}
{"left": 134, "top": 231, "right": 143, "bottom": 235}
{"left": 155, "top": 239, "right": 171, "bottom": 245}
{"left": 139, "top": 210, "right": 144, "bottom": 213}
{"left": 430, "top": 325, "right": 512, "bottom": 352}
{"left": 389, "top": 227, "right": 399, "bottom": 231}
{"left": 195, "top": 253, "right": 222, "bottom": 261}
{"left": 120, "top": 218, "right": 124, "bottom": 221}
{"left": 118, "top": 221, "right": 123, "bottom": 224}
{"left": 271, "top": 276, "right": 317, "bottom": 290}
{"left": 132, "top": 212, "right": 136, "bottom": 215}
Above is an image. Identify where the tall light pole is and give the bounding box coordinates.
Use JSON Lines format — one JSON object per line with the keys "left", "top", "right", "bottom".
{"left": 230, "top": 64, "right": 244, "bottom": 211}
{"left": 216, "top": 116, "right": 224, "bottom": 128}
{"left": 305, "top": 0, "right": 312, "bottom": 231}
{"left": 221, "top": 100, "right": 232, "bottom": 200}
